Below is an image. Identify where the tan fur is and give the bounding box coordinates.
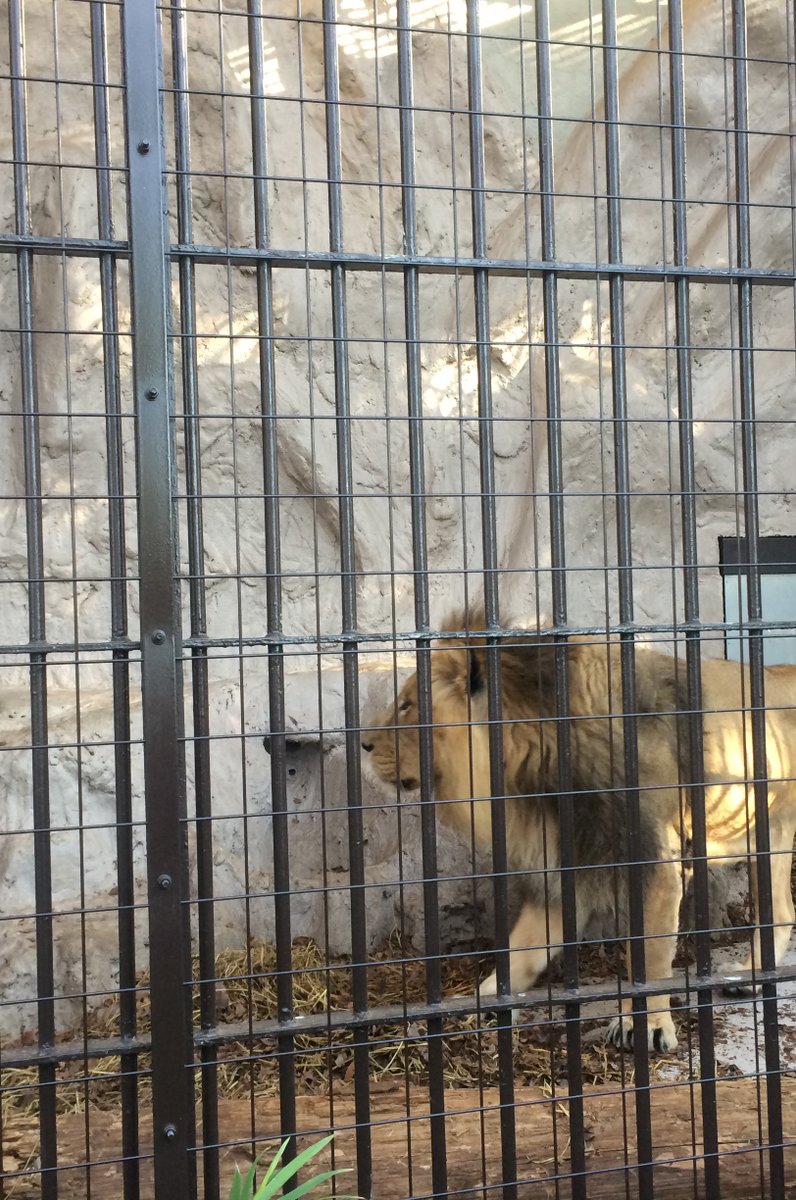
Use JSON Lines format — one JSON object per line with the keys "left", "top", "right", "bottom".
{"left": 363, "top": 624, "right": 796, "bottom": 1053}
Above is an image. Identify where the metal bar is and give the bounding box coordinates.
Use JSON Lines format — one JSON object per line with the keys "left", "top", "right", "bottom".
{"left": 395, "top": 6, "right": 447, "bottom": 1196}
{"left": 0, "top": 233, "right": 129, "bottom": 255}
{"left": 248, "top": 0, "right": 299, "bottom": 1171}
{"left": 8, "top": 610, "right": 796, "bottom": 662}
{"left": 600, "top": 3, "right": 654, "bottom": 1193}
{"left": 6, "top": 229, "right": 796, "bottom": 284}
{"left": 159, "top": 248, "right": 796, "bottom": 284}
{"left": 169, "top": 3, "right": 219, "bottom": 1195}
{"left": 667, "top": 4, "right": 722, "bottom": 1195}
{"left": 465, "top": 6, "right": 518, "bottom": 1198}
{"left": 121, "top": 3, "right": 196, "bottom": 1198}
{"left": 7, "top": 1, "right": 57, "bottom": 1194}
{"left": 89, "top": 4, "right": 140, "bottom": 1197}
{"left": 535, "top": 4, "right": 587, "bottom": 1196}
{"left": 3, "top": 839, "right": 793, "bottom": 901}
{"left": 5, "top": 958, "right": 796, "bottom": 1071}
{"left": 731, "top": 3, "right": 785, "bottom": 1193}
{"left": 320, "top": 6, "right": 372, "bottom": 1194}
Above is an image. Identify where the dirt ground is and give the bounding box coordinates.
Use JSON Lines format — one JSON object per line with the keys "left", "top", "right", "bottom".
{"left": 4, "top": 1075, "right": 796, "bottom": 1199}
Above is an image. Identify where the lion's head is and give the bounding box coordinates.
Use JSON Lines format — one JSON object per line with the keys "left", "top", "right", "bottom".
{"left": 361, "top": 642, "right": 493, "bottom": 805}
{"left": 362, "top": 617, "right": 565, "bottom": 834}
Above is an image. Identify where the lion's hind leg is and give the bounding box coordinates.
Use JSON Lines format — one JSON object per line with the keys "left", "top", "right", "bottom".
{"left": 605, "top": 857, "right": 681, "bottom": 1054}
{"left": 726, "top": 818, "right": 796, "bottom": 993}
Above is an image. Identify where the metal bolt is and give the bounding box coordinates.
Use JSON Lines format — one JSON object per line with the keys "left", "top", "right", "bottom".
{"left": 137, "top": 139, "right": 151, "bottom": 154}
{"left": 151, "top": 629, "right": 166, "bottom": 645}
{"left": 145, "top": 386, "right": 159, "bottom": 400}
{"left": 163, "top": 1124, "right": 177, "bottom": 1141}
{"left": 157, "top": 874, "right": 172, "bottom": 891}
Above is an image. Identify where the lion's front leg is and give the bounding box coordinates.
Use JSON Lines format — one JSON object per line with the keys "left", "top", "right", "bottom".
{"left": 479, "top": 900, "right": 563, "bottom": 1018}
{"left": 605, "top": 859, "right": 680, "bottom": 1054}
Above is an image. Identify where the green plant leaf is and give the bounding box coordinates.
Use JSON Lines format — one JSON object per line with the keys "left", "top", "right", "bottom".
{"left": 254, "top": 1134, "right": 335, "bottom": 1199}
{"left": 229, "top": 1153, "right": 264, "bottom": 1200}
{"left": 228, "top": 1133, "right": 351, "bottom": 1200}
{"left": 258, "top": 1139, "right": 290, "bottom": 1190}
{"left": 279, "top": 1167, "right": 353, "bottom": 1200}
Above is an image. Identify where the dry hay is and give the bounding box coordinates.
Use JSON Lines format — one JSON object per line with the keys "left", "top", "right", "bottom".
{"left": 1, "top": 934, "right": 700, "bottom": 1127}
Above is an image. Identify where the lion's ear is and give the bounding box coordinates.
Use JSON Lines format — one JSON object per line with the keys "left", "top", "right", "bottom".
{"left": 467, "top": 649, "right": 484, "bottom": 696}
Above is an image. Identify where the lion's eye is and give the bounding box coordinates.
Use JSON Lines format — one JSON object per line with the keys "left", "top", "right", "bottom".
{"left": 399, "top": 699, "right": 412, "bottom": 713}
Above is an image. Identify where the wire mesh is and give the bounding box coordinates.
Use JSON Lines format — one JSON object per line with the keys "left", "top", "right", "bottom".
{"left": 2, "top": 1, "right": 796, "bottom": 1198}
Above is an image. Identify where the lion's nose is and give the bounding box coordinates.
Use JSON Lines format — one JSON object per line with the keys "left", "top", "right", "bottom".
{"left": 361, "top": 740, "right": 374, "bottom": 752}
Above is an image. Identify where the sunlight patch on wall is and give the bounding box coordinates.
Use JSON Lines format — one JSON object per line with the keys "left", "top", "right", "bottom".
{"left": 335, "top": 0, "right": 534, "bottom": 60}
{"left": 227, "top": 40, "right": 285, "bottom": 95}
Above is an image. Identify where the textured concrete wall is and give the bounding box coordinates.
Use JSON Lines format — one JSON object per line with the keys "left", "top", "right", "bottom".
{"left": 0, "top": 0, "right": 791, "bottom": 1036}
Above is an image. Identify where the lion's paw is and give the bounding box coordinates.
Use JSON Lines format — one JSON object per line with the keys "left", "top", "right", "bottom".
{"left": 478, "top": 972, "right": 498, "bottom": 998}
{"left": 605, "top": 1011, "right": 678, "bottom": 1055}
{"left": 720, "top": 965, "right": 759, "bottom": 998}
{"left": 477, "top": 972, "right": 523, "bottom": 1025}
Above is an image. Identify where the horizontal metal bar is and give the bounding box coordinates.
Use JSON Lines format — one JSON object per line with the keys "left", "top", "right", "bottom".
{"left": 196, "top": 966, "right": 796, "bottom": 1036}
{"left": 1, "top": 231, "right": 795, "bottom": 287}
{"left": 0, "top": 72, "right": 124, "bottom": 90}
{"left": 4, "top": 963, "right": 794, "bottom": 1072}
{"left": 9, "top": 479, "right": 796, "bottom": 502}
{"left": 178, "top": 615, "right": 796, "bottom": 647}
{"left": 1, "top": 1033, "right": 151, "bottom": 1070}
{"left": 8, "top": 339, "right": 796, "bottom": 358}
{"left": 2, "top": 854, "right": 790, "bottom": 917}
{"left": 0, "top": 233, "right": 128, "bottom": 255}
{"left": 9, "top": 155, "right": 796, "bottom": 212}
{"left": 175, "top": 245, "right": 796, "bottom": 285}
{"left": 2, "top": 613, "right": 793, "bottom": 661}
{"left": 160, "top": 95, "right": 796, "bottom": 143}
{"left": 0, "top": 637, "right": 139, "bottom": 656}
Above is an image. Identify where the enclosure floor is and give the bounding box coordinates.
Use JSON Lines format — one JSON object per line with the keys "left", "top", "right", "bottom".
{"left": 5, "top": 1077, "right": 796, "bottom": 1199}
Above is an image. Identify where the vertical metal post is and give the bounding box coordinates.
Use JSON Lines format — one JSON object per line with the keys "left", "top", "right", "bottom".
{"left": 122, "top": 4, "right": 196, "bottom": 1198}
{"left": 465, "top": 5, "right": 518, "bottom": 1195}
{"left": 730, "top": 3, "right": 785, "bottom": 1192}
{"left": 90, "top": 4, "right": 140, "bottom": 1196}
{"left": 248, "top": 0, "right": 298, "bottom": 1165}
{"left": 321, "top": 5, "right": 372, "bottom": 1194}
{"left": 8, "top": 2, "right": 57, "bottom": 1194}
{"left": 667, "top": 4, "right": 721, "bottom": 1195}
{"left": 169, "top": 3, "right": 219, "bottom": 1195}
{"left": 600, "top": 4, "right": 653, "bottom": 1194}
{"left": 396, "top": 6, "right": 448, "bottom": 1196}
{"left": 534, "top": 5, "right": 586, "bottom": 1197}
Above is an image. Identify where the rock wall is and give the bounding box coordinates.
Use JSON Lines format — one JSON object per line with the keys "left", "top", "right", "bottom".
{"left": 0, "top": 0, "right": 793, "bottom": 1037}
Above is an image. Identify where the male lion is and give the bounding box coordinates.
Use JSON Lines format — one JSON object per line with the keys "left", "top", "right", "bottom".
{"left": 362, "top": 617, "right": 796, "bottom": 1054}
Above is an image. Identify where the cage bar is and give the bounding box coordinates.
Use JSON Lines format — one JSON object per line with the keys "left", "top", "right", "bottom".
{"left": 600, "top": 2, "right": 656, "bottom": 1192}
{"left": 731, "top": 1, "right": 786, "bottom": 1191}
{"left": 395, "top": 6, "right": 449, "bottom": 1197}
{"left": 320, "top": 5, "right": 372, "bottom": 1195}
{"left": 8, "top": 1, "right": 58, "bottom": 1195}
{"left": 169, "top": 3, "right": 221, "bottom": 1195}
{"left": 464, "top": 4, "right": 520, "bottom": 1197}
{"left": 122, "top": 2, "right": 196, "bottom": 1196}
{"left": 534, "top": 3, "right": 587, "bottom": 1195}
{"left": 667, "top": 2, "right": 722, "bottom": 1194}
{"left": 90, "top": 3, "right": 141, "bottom": 1196}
